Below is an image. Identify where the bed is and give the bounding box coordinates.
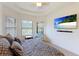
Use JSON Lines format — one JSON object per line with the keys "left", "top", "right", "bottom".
{"left": 22, "top": 38, "right": 64, "bottom": 56}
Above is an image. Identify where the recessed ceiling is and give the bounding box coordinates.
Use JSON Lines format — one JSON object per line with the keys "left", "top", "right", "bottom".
{"left": 15, "top": 2, "right": 51, "bottom": 12}
{"left": 2, "top": 2, "right": 71, "bottom": 16}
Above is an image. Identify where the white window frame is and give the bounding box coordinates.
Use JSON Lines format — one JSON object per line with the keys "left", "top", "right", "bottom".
{"left": 4, "top": 16, "right": 17, "bottom": 36}
{"left": 21, "top": 20, "right": 33, "bottom": 38}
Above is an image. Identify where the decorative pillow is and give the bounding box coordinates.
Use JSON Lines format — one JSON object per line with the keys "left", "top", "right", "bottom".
{"left": 0, "top": 34, "right": 14, "bottom": 45}
{"left": 14, "top": 37, "right": 22, "bottom": 45}
{"left": 0, "top": 35, "right": 4, "bottom": 38}
{"left": 5, "top": 33, "right": 14, "bottom": 45}
{"left": 10, "top": 41, "right": 23, "bottom": 56}
{"left": 0, "top": 38, "right": 13, "bottom": 56}
{"left": 5, "top": 33, "right": 14, "bottom": 40}
{"left": 15, "top": 36, "right": 25, "bottom": 44}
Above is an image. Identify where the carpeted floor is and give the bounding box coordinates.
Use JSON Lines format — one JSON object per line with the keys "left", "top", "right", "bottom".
{"left": 22, "top": 38, "right": 64, "bottom": 56}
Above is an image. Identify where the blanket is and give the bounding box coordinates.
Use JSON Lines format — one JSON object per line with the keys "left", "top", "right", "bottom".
{"left": 22, "top": 38, "right": 64, "bottom": 56}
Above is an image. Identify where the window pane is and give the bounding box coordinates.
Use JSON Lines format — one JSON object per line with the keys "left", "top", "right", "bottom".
{"left": 22, "top": 20, "right": 32, "bottom": 28}
{"left": 5, "top": 17, "right": 16, "bottom": 36}
{"left": 22, "top": 29, "right": 32, "bottom": 36}
{"left": 37, "top": 22, "right": 44, "bottom": 37}
{"left": 22, "top": 20, "right": 32, "bottom": 36}
{"left": 6, "top": 28, "right": 17, "bottom": 36}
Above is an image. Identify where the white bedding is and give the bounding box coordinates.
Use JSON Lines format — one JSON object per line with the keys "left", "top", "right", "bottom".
{"left": 22, "top": 38, "right": 64, "bottom": 56}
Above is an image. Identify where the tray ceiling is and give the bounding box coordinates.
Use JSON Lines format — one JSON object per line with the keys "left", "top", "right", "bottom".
{"left": 2, "top": 2, "right": 71, "bottom": 16}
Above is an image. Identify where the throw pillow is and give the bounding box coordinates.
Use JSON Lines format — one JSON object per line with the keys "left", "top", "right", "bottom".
{"left": 5, "top": 33, "right": 14, "bottom": 45}
{"left": 10, "top": 41, "right": 23, "bottom": 56}
{"left": 14, "top": 37, "right": 22, "bottom": 45}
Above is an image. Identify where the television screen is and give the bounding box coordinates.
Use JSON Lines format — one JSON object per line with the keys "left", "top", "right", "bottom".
{"left": 54, "top": 14, "right": 77, "bottom": 29}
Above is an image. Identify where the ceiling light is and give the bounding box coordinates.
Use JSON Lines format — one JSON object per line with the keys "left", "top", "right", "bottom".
{"left": 32, "top": 2, "right": 48, "bottom": 7}
{"left": 36, "top": 2, "right": 42, "bottom": 7}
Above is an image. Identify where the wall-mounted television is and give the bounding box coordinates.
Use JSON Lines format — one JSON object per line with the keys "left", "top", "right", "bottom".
{"left": 54, "top": 14, "right": 77, "bottom": 30}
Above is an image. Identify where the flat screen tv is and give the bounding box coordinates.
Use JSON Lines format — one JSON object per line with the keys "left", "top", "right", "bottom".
{"left": 54, "top": 14, "right": 77, "bottom": 30}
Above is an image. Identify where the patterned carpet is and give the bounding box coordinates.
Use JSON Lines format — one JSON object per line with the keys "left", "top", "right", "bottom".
{"left": 22, "top": 38, "right": 64, "bottom": 56}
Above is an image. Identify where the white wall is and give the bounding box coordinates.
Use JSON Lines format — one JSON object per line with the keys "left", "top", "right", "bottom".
{"left": 0, "top": 4, "right": 3, "bottom": 35}
{"left": 45, "top": 3, "right": 79, "bottom": 55}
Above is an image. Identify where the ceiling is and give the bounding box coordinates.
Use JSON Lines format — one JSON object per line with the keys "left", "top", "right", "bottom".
{"left": 2, "top": 2, "right": 71, "bottom": 16}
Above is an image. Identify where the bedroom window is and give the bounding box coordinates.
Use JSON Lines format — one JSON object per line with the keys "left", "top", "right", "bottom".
{"left": 36, "top": 21, "right": 44, "bottom": 37}
{"left": 5, "top": 17, "right": 17, "bottom": 36}
{"left": 21, "top": 20, "right": 33, "bottom": 38}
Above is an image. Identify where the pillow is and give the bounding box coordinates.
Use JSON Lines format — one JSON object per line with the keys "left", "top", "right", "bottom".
{"left": 0, "top": 38, "right": 13, "bottom": 56}
{"left": 0, "top": 34, "right": 14, "bottom": 45}
{"left": 5, "top": 33, "right": 14, "bottom": 45}
{"left": 0, "top": 35, "right": 4, "bottom": 38}
{"left": 10, "top": 41, "right": 23, "bottom": 56}
{"left": 5, "top": 33, "right": 14, "bottom": 40}
{"left": 15, "top": 36, "right": 25, "bottom": 44}
{"left": 14, "top": 37, "right": 22, "bottom": 45}
{"left": 0, "top": 38, "right": 10, "bottom": 47}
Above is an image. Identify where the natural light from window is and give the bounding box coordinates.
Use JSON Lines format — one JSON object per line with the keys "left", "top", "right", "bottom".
{"left": 21, "top": 20, "right": 32, "bottom": 37}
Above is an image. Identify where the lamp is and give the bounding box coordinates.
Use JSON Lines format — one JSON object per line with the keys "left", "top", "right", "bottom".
{"left": 36, "top": 2, "right": 42, "bottom": 7}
